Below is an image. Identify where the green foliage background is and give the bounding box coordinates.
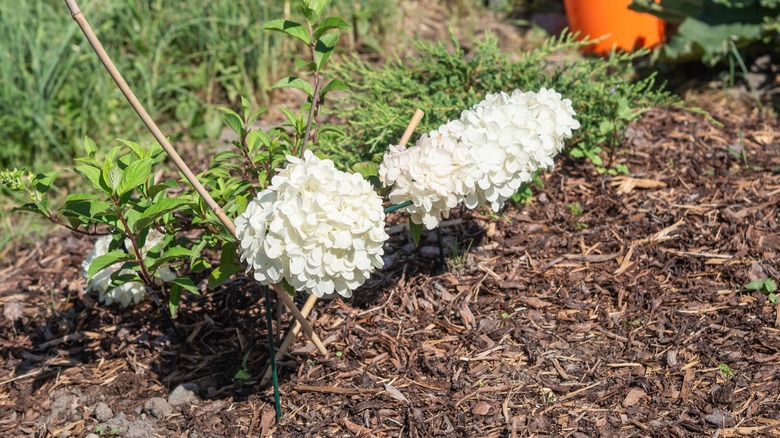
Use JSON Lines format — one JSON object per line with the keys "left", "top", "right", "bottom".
{"left": 0, "top": 0, "right": 396, "bottom": 169}
{"left": 320, "top": 32, "right": 680, "bottom": 169}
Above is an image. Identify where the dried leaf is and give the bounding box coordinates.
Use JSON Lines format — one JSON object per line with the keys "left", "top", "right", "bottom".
{"left": 383, "top": 383, "right": 410, "bottom": 404}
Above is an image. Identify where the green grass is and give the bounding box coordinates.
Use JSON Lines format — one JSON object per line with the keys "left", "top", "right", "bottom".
{"left": 0, "top": 0, "right": 397, "bottom": 171}
{"left": 0, "top": 0, "right": 399, "bottom": 251}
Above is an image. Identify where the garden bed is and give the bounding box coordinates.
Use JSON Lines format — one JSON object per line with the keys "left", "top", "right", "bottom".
{"left": 1, "top": 101, "right": 778, "bottom": 437}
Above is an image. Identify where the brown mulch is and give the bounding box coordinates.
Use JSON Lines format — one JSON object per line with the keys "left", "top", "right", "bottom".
{"left": 1, "top": 105, "right": 779, "bottom": 437}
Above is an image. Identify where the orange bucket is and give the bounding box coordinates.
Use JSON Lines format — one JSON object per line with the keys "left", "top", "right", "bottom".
{"left": 563, "top": 0, "right": 665, "bottom": 55}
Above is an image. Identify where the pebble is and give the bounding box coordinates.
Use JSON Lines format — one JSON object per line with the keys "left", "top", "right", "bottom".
{"left": 143, "top": 397, "right": 173, "bottom": 419}
{"left": 93, "top": 402, "right": 113, "bottom": 422}
{"left": 704, "top": 410, "right": 736, "bottom": 428}
{"left": 84, "top": 434, "right": 100, "bottom": 438}
{"left": 168, "top": 383, "right": 200, "bottom": 408}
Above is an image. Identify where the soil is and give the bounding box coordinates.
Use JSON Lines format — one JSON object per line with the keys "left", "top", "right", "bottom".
{"left": 1, "top": 97, "right": 779, "bottom": 437}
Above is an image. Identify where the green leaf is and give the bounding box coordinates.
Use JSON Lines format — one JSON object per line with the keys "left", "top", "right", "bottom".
{"left": 219, "top": 107, "right": 245, "bottom": 138}
{"left": 240, "top": 96, "right": 251, "bottom": 121}
{"left": 315, "top": 33, "right": 339, "bottom": 71}
{"left": 62, "top": 194, "right": 112, "bottom": 218}
{"left": 172, "top": 275, "right": 200, "bottom": 295}
{"left": 116, "top": 158, "right": 153, "bottom": 195}
{"left": 169, "top": 284, "right": 181, "bottom": 318}
{"left": 135, "top": 197, "right": 191, "bottom": 231}
{"left": 321, "top": 79, "right": 350, "bottom": 99}
{"left": 271, "top": 77, "right": 314, "bottom": 98}
{"left": 117, "top": 139, "right": 146, "bottom": 159}
{"left": 149, "top": 247, "right": 192, "bottom": 272}
{"left": 234, "top": 368, "right": 251, "bottom": 381}
{"left": 352, "top": 161, "right": 379, "bottom": 178}
{"left": 247, "top": 108, "right": 269, "bottom": 127}
{"left": 313, "top": 16, "right": 350, "bottom": 40}
{"left": 208, "top": 242, "right": 242, "bottom": 289}
{"left": 262, "top": 19, "right": 310, "bottom": 45}
{"left": 87, "top": 250, "right": 133, "bottom": 281}
{"left": 409, "top": 220, "right": 423, "bottom": 246}
{"left": 75, "top": 164, "right": 105, "bottom": 193}
{"left": 246, "top": 130, "right": 270, "bottom": 154}
{"left": 31, "top": 172, "right": 59, "bottom": 196}
{"left": 744, "top": 278, "right": 777, "bottom": 293}
{"left": 83, "top": 136, "right": 97, "bottom": 157}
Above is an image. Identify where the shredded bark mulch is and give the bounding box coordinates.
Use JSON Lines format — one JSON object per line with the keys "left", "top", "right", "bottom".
{"left": 1, "top": 105, "right": 779, "bottom": 437}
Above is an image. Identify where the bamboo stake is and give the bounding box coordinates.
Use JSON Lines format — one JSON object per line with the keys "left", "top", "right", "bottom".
{"left": 62, "top": 0, "right": 323, "bottom": 348}
{"left": 260, "top": 109, "right": 425, "bottom": 385}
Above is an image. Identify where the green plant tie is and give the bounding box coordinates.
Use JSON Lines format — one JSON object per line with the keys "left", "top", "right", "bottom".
{"left": 383, "top": 200, "right": 412, "bottom": 214}
{"left": 263, "top": 285, "right": 282, "bottom": 419}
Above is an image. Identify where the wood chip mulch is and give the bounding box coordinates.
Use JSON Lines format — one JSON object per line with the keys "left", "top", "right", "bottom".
{"left": 1, "top": 106, "right": 779, "bottom": 437}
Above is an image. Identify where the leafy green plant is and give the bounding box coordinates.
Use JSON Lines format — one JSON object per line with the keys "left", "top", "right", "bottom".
{"left": 718, "top": 363, "right": 736, "bottom": 381}
{"left": 321, "top": 31, "right": 679, "bottom": 182}
{"left": 744, "top": 277, "right": 778, "bottom": 303}
{"left": 1, "top": 1, "right": 352, "bottom": 318}
{"left": 630, "top": 0, "right": 780, "bottom": 66}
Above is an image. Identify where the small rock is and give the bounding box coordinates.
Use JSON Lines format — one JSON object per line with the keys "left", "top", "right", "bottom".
{"left": 382, "top": 255, "right": 396, "bottom": 269}
{"left": 419, "top": 246, "right": 442, "bottom": 258}
{"left": 3, "top": 300, "right": 23, "bottom": 321}
{"left": 85, "top": 434, "right": 100, "bottom": 438}
{"left": 93, "top": 402, "right": 113, "bottom": 422}
{"left": 143, "top": 397, "right": 173, "bottom": 419}
{"left": 622, "top": 388, "right": 647, "bottom": 408}
{"left": 704, "top": 410, "right": 736, "bottom": 428}
{"left": 168, "top": 383, "right": 200, "bottom": 408}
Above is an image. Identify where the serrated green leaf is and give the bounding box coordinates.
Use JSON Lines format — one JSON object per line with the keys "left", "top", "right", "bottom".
{"left": 271, "top": 77, "right": 314, "bottom": 97}
{"left": 116, "top": 158, "right": 153, "bottom": 195}
{"left": 262, "top": 19, "right": 310, "bottom": 44}
{"left": 172, "top": 275, "right": 200, "bottom": 295}
{"left": 409, "top": 220, "right": 423, "bottom": 246}
{"left": 219, "top": 107, "right": 245, "bottom": 138}
{"left": 315, "top": 33, "right": 339, "bottom": 71}
{"left": 321, "top": 79, "right": 350, "bottom": 98}
{"left": 75, "top": 164, "right": 105, "bottom": 193}
{"left": 83, "top": 136, "right": 97, "bottom": 157}
{"left": 313, "top": 16, "right": 350, "bottom": 40}
{"left": 149, "top": 247, "right": 193, "bottom": 272}
{"left": 246, "top": 130, "right": 270, "bottom": 154}
{"left": 135, "top": 197, "right": 191, "bottom": 231}
{"left": 87, "top": 250, "right": 133, "bottom": 281}
{"left": 208, "top": 241, "right": 242, "bottom": 289}
{"left": 117, "top": 139, "right": 146, "bottom": 159}
{"left": 240, "top": 96, "right": 251, "bottom": 121}
{"left": 32, "top": 171, "right": 57, "bottom": 190}
{"left": 169, "top": 284, "right": 181, "bottom": 318}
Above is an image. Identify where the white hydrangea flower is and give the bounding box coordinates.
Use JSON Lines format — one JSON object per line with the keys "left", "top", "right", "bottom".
{"left": 82, "top": 229, "right": 175, "bottom": 307}
{"left": 379, "top": 128, "right": 478, "bottom": 229}
{"left": 380, "top": 88, "right": 579, "bottom": 223}
{"left": 236, "top": 150, "right": 389, "bottom": 298}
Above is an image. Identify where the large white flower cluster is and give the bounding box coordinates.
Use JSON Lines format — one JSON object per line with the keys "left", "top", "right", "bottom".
{"left": 82, "top": 230, "right": 175, "bottom": 307}
{"left": 236, "top": 150, "right": 389, "bottom": 298}
{"left": 380, "top": 88, "right": 580, "bottom": 228}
